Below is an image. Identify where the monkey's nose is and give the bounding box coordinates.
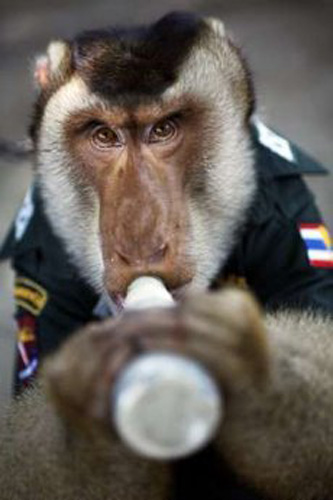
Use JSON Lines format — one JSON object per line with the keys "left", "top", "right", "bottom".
{"left": 115, "top": 243, "right": 168, "bottom": 266}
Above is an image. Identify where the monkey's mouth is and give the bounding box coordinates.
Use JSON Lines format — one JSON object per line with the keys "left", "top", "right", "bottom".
{"left": 109, "top": 283, "right": 190, "bottom": 315}
{"left": 112, "top": 293, "right": 126, "bottom": 311}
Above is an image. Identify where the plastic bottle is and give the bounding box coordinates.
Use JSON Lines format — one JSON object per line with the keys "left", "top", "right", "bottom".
{"left": 113, "top": 276, "right": 223, "bottom": 460}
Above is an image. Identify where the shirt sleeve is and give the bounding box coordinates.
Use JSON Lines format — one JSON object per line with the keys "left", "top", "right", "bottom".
{"left": 243, "top": 176, "right": 333, "bottom": 315}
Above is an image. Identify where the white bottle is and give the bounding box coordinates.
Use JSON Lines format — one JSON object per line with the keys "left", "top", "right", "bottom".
{"left": 113, "top": 277, "right": 223, "bottom": 460}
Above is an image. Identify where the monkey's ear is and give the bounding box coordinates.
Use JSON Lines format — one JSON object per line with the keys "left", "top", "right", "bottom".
{"left": 204, "top": 16, "right": 255, "bottom": 119}
{"left": 34, "top": 40, "right": 72, "bottom": 90}
{"left": 204, "top": 17, "right": 227, "bottom": 39}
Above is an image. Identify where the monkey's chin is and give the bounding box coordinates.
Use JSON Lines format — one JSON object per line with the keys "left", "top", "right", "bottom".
{"left": 170, "top": 283, "right": 192, "bottom": 301}
{"left": 112, "top": 293, "right": 126, "bottom": 311}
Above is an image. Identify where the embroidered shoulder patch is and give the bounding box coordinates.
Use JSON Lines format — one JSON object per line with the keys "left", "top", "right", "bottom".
{"left": 14, "top": 277, "right": 48, "bottom": 315}
{"left": 299, "top": 223, "right": 333, "bottom": 268}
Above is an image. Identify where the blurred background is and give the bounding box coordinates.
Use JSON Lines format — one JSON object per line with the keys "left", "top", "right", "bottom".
{"left": 1, "top": 0, "right": 332, "bottom": 412}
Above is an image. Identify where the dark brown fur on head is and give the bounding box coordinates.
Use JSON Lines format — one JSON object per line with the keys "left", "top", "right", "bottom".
{"left": 73, "top": 12, "right": 206, "bottom": 99}
{"left": 30, "top": 12, "right": 207, "bottom": 142}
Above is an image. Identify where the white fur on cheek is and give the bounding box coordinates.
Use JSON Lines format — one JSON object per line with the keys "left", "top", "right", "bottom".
{"left": 162, "top": 39, "right": 256, "bottom": 292}
{"left": 37, "top": 76, "right": 107, "bottom": 291}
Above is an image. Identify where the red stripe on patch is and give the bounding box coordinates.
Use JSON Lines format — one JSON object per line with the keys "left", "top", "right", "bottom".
{"left": 310, "top": 260, "right": 333, "bottom": 269}
{"left": 299, "top": 223, "right": 322, "bottom": 229}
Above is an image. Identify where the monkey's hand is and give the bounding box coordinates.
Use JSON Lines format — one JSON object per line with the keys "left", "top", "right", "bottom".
{"left": 42, "top": 288, "right": 267, "bottom": 435}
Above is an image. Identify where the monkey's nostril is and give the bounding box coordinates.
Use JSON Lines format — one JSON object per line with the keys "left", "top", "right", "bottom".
{"left": 114, "top": 248, "right": 132, "bottom": 266}
{"left": 147, "top": 243, "right": 168, "bottom": 264}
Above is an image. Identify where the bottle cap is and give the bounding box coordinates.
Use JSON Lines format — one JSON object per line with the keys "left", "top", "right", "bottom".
{"left": 123, "top": 277, "right": 174, "bottom": 311}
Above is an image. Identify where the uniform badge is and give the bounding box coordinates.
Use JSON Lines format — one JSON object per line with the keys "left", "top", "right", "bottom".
{"left": 14, "top": 277, "right": 47, "bottom": 391}
{"left": 299, "top": 223, "right": 333, "bottom": 268}
{"left": 14, "top": 276, "right": 48, "bottom": 315}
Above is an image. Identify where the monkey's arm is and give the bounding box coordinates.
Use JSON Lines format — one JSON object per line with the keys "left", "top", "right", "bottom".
{"left": 0, "top": 370, "right": 170, "bottom": 500}
{"left": 1, "top": 290, "right": 332, "bottom": 500}
{"left": 224, "top": 313, "right": 333, "bottom": 500}
{"left": 45, "top": 291, "right": 333, "bottom": 500}
{"left": 181, "top": 293, "right": 333, "bottom": 500}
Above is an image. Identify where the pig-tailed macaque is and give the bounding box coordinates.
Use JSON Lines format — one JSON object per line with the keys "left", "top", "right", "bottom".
{"left": 0, "top": 11, "right": 332, "bottom": 500}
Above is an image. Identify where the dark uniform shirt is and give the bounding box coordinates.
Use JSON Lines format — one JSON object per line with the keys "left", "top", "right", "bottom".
{"left": 1, "top": 122, "right": 332, "bottom": 500}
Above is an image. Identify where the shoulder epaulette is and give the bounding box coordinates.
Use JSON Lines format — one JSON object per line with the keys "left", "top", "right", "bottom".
{"left": 251, "top": 119, "right": 328, "bottom": 177}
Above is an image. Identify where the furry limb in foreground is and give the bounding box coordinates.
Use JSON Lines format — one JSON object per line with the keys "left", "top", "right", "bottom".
{"left": 0, "top": 289, "right": 332, "bottom": 500}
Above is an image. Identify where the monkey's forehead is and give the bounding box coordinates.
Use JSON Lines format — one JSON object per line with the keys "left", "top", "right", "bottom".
{"left": 71, "top": 12, "right": 206, "bottom": 99}
{"left": 32, "top": 14, "right": 253, "bottom": 140}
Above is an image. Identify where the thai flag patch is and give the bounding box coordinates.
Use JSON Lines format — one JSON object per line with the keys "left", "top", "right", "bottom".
{"left": 299, "top": 223, "right": 333, "bottom": 268}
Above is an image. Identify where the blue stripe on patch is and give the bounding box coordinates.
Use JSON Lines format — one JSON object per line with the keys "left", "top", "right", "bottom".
{"left": 304, "top": 239, "right": 327, "bottom": 250}
{"left": 18, "top": 358, "right": 38, "bottom": 380}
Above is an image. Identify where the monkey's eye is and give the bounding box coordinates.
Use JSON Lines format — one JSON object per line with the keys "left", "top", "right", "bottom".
{"left": 91, "top": 126, "right": 122, "bottom": 149}
{"left": 149, "top": 118, "right": 178, "bottom": 144}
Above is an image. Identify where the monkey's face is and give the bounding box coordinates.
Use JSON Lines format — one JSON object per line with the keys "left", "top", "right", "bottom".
{"left": 33, "top": 13, "right": 255, "bottom": 301}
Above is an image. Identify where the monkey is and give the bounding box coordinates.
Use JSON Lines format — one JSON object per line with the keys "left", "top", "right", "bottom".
{"left": 0, "top": 10, "right": 332, "bottom": 500}
{"left": 0, "top": 287, "right": 333, "bottom": 500}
